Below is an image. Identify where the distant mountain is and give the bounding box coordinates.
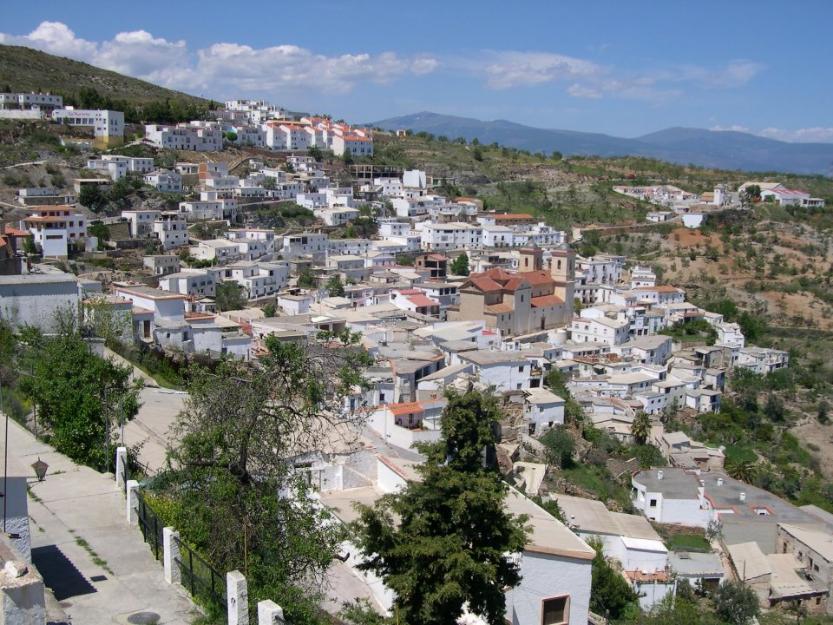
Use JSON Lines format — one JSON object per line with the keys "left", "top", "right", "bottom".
{"left": 370, "top": 112, "right": 833, "bottom": 176}
{"left": 0, "top": 44, "right": 210, "bottom": 107}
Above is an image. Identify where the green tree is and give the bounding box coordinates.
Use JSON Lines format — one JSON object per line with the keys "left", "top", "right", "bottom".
{"left": 712, "top": 581, "right": 759, "bottom": 625}
{"left": 764, "top": 393, "right": 786, "bottom": 422}
{"left": 297, "top": 270, "right": 317, "bottom": 289}
{"left": 157, "top": 334, "right": 370, "bottom": 621}
{"left": 78, "top": 184, "right": 107, "bottom": 212}
{"left": 631, "top": 411, "right": 651, "bottom": 445}
{"left": 326, "top": 275, "right": 345, "bottom": 297}
{"left": 450, "top": 252, "right": 470, "bottom": 276}
{"left": 23, "top": 326, "right": 140, "bottom": 469}
{"left": 87, "top": 221, "right": 110, "bottom": 250}
{"left": 725, "top": 457, "right": 758, "bottom": 483}
{"left": 22, "top": 235, "right": 37, "bottom": 255}
{"left": 540, "top": 427, "right": 575, "bottom": 469}
{"left": 215, "top": 281, "right": 247, "bottom": 312}
{"left": 353, "top": 390, "right": 528, "bottom": 625}
{"left": 225, "top": 131, "right": 238, "bottom": 142}
{"left": 818, "top": 400, "right": 830, "bottom": 425}
{"left": 588, "top": 539, "right": 639, "bottom": 620}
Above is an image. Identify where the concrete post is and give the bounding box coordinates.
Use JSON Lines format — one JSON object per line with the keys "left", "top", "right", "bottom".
{"left": 227, "top": 570, "right": 249, "bottom": 625}
{"left": 163, "top": 527, "right": 180, "bottom": 585}
{"left": 126, "top": 480, "right": 139, "bottom": 525}
{"left": 257, "top": 601, "right": 284, "bottom": 625}
{"left": 115, "top": 446, "right": 127, "bottom": 490}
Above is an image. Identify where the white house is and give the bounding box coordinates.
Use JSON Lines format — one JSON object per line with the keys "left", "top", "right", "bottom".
{"left": 53, "top": 108, "right": 124, "bottom": 144}
{"left": 458, "top": 350, "right": 537, "bottom": 393}
{"left": 282, "top": 232, "right": 328, "bottom": 260}
{"left": 190, "top": 239, "right": 241, "bottom": 263}
{"left": 0, "top": 273, "right": 80, "bottom": 332}
{"left": 159, "top": 270, "right": 216, "bottom": 298}
{"left": 553, "top": 493, "right": 672, "bottom": 610}
{"left": 142, "top": 254, "right": 181, "bottom": 276}
{"left": 421, "top": 222, "right": 483, "bottom": 251}
{"left": 144, "top": 170, "right": 183, "bottom": 193}
{"left": 144, "top": 123, "right": 223, "bottom": 151}
{"left": 523, "top": 387, "right": 565, "bottom": 433}
{"left": 570, "top": 314, "right": 630, "bottom": 346}
{"left": 152, "top": 212, "right": 189, "bottom": 250}
{"left": 331, "top": 133, "right": 373, "bottom": 157}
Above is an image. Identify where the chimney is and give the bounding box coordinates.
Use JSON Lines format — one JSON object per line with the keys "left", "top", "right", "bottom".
{"left": 716, "top": 477, "right": 724, "bottom": 487}
{"left": 739, "top": 492, "right": 746, "bottom": 503}
{"left": 657, "top": 470, "right": 664, "bottom": 481}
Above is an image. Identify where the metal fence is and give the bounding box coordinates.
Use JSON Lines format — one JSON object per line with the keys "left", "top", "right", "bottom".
{"left": 136, "top": 491, "right": 163, "bottom": 561}
{"left": 175, "top": 536, "right": 226, "bottom": 612}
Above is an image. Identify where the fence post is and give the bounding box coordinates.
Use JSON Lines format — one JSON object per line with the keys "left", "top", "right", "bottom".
{"left": 115, "top": 446, "right": 127, "bottom": 490}
{"left": 258, "top": 600, "right": 284, "bottom": 625}
{"left": 163, "top": 528, "right": 180, "bottom": 585}
{"left": 227, "top": 570, "right": 249, "bottom": 625}
{"left": 126, "top": 480, "right": 139, "bottom": 525}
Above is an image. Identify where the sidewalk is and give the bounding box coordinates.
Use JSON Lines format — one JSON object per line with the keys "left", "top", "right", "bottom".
{"left": 10, "top": 418, "right": 200, "bottom": 625}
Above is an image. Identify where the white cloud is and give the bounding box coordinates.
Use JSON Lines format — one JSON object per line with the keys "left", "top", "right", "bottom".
{"left": 711, "top": 125, "right": 833, "bottom": 143}
{"left": 758, "top": 127, "right": 833, "bottom": 143}
{"left": 478, "top": 51, "right": 600, "bottom": 89}
{"left": 0, "top": 21, "right": 438, "bottom": 97}
{"left": 464, "top": 51, "right": 763, "bottom": 104}
{"left": 710, "top": 124, "right": 753, "bottom": 133}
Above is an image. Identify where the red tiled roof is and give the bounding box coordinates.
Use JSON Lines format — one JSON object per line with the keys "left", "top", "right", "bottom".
{"left": 3, "top": 226, "right": 30, "bottom": 237}
{"left": 388, "top": 401, "right": 424, "bottom": 416}
{"left": 502, "top": 277, "right": 530, "bottom": 291}
{"left": 492, "top": 213, "right": 534, "bottom": 221}
{"left": 408, "top": 294, "right": 438, "bottom": 308}
{"left": 467, "top": 275, "right": 503, "bottom": 293}
{"left": 518, "top": 270, "right": 554, "bottom": 286}
{"left": 24, "top": 216, "right": 68, "bottom": 223}
{"left": 531, "top": 294, "right": 564, "bottom": 308}
{"left": 485, "top": 303, "right": 513, "bottom": 314}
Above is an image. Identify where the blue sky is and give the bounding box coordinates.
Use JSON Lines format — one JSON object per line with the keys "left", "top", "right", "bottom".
{"left": 3, "top": 0, "right": 832, "bottom": 141}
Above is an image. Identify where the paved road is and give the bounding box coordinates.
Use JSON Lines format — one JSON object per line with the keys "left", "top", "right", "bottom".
{"left": 122, "top": 387, "right": 187, "bottom": 474}
{"left": 11, "top": 419, "right": 200, "bottom": 625}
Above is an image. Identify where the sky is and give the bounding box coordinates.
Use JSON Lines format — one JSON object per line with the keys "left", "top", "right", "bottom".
{"left": 2, "top": 0, "right": 832, "bottom": 142}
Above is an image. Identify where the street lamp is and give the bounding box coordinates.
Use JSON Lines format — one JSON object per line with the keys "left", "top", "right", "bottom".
{"left": 31, "top": 458, "right": 48, "bottom": 482}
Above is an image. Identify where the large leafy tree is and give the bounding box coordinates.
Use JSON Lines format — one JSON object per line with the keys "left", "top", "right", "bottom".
{"left": 588, "top": 539, "right": 638, "bottom": 619}
{"left": 215, "top": 281, "right": 248, "bottom": 311}
{"left": 23, "top": 327, "right": 140, "bottom": 469}
{"left": 450, "top": 252, "right": 470, "bottom": 276}
{"left": 711, "top": 581, "right": 759, "bottom": 625}
{"left": 353, "top": 390, "right": 528, "bottom": 625}
{"left": 156, "top": 332, "right": 371, "bottom": 622}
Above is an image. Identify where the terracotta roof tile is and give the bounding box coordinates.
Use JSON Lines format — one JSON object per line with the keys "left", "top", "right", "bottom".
{"left": 531, "top": 295, "right": 564, "bottom": 308}
{"left": 388, "top": 401, "right": 424, "bottom": 416}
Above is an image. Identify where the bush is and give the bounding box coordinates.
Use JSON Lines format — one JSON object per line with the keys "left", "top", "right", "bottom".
{"left": 540, "top": 428, "right": 575, "bottom": 468}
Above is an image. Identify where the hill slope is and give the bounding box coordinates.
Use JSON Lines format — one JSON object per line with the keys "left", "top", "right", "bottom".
{"left": 371, "top": 112, "right": 833, "bottom": 176}
{"left": 0, "top": 44, "right": 210, "bottom": 107}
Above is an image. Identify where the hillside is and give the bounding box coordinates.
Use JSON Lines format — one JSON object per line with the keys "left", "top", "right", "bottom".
{"left": 371, "top": 112, "right": 833, "bottom": 176}
{"left": 0, "top": 44, "right": 210, "bottom": 107}
{"left": 369, "top": 132, "right": 833, "bottom": 230}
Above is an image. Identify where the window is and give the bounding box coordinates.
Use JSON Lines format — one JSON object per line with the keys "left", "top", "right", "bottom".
{"left": 542, "top": 596, "right": 568, "bottom": 625}
{"left": 649, "top": 498, "right": 657, "bottom": 507}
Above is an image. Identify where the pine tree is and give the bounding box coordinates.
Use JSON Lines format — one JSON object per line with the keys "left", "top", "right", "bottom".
{"left": 353, "top": 390, "right": 528, "bottom": 625}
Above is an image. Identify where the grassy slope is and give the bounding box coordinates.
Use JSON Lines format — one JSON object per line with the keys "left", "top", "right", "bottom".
{"left": 369, "top": 132, "right": 833, "bottom": 229}
{"left": 0, "top": 44, "right": 209, "bottom": 106}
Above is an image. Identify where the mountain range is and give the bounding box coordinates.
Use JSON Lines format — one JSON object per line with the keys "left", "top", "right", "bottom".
{"left": 370, "top": 112, "right": 833, "bottom": 176}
